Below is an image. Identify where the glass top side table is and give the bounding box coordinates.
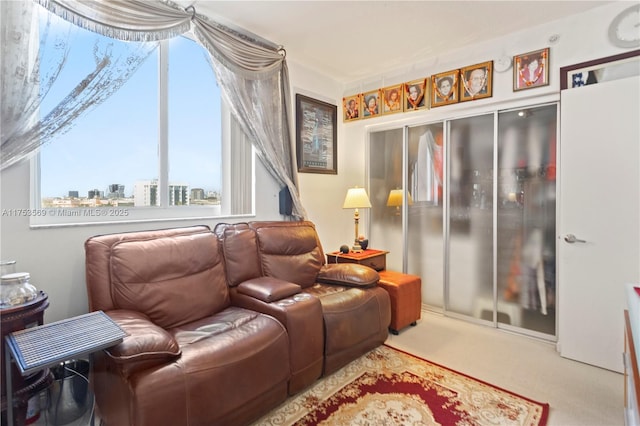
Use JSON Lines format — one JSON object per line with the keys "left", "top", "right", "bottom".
{"left": 4, "top": 310, "right": 126, "bottom": 425}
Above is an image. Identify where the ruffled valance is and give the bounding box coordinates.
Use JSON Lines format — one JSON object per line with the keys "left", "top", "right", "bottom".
{"left": 1, "top": 0, "right": 305, "bottom": 218}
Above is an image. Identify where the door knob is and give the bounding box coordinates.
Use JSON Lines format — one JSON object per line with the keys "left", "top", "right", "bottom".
{"left": 564, "top": 234, "right": 587, "bottom": 243}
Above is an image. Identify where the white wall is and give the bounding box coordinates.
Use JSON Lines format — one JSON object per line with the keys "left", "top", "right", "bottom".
{"left": 288, "top": 60, "right": 360, "bottom": 253}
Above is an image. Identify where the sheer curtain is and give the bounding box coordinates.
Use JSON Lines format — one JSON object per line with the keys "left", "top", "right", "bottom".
{"left": 1, "top": 0, "right": 306, "bottom": 219}
{"left": 0, "top": 1, "right": 156, "bottom": 171}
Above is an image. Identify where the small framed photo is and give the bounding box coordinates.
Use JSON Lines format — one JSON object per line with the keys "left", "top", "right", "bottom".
{"left": 381, "top": 84, "right": 404, "bottom": 115}
{"left": 431, "top": 71, "right": 459, "bottom": 107}
{"left": 404, "top": 78, "right": 429, "bottom": 111}
{"left": 362, "top": 89, "right": 381, "bottom": 119}
{"left": 296, "top": 94, "right": 337, "bottom": 174}
{"left": 460, "top": 61, "right": 493, "bottom": 102}
{"left": 514, "top": 48, "right": 550, "bottom": 91}
{"left": 342, "top": 94, "right": 361, "bottom": 122}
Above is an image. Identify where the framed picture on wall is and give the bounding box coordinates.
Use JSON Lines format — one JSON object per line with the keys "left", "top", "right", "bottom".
{"left": 296, "top": 94, "right": 337, "bottom": 174}
{"left": 431, "top": 70, "right": 459, "bottom": 107}
{"left": 362, "top": 89, "right": 381, "bottom": 118}
{"left": 342, "top": 94, "right": 361, "bottom": 122}
{"left": 404, "top": 78, "right": 428, "bottom": 111}
{"left": 559, "top": 49, "right": 640, "bottom": 90}
{"left": 460, "top": 61, "right": 493, "bottom": 101}
{"left": 381, "top": 84, "right": 404, "bottom": 114}
{"left": 514, "top": 48, "right": 550, "bottom": 91}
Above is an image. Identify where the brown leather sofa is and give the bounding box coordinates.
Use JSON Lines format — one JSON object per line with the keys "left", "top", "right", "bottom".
{"left": 84, "top": 221, "right": 390, "bottom": 425}
{"left": 215, "top": 221, "right": 391, "bottom": 378}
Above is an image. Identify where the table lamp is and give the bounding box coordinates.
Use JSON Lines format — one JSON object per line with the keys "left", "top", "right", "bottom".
{"left": 343, "top": 186, "right": 371, "bottom": 252}
{"left": 386, "top": 189, "right": 413, "bottom": 215}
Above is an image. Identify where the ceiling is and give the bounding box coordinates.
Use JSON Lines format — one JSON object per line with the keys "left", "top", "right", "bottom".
{"left": 184, "top": 1, "right": 613, "bottom": 83}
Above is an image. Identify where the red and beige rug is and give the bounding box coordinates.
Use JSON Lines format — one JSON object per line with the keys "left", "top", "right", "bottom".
{"left": 253, "top": 345, "right": 549, "bottom": 426}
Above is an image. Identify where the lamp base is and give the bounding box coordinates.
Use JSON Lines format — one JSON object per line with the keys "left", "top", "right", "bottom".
{"left": 351, "top": 240, "right": 363, "bottom": 253}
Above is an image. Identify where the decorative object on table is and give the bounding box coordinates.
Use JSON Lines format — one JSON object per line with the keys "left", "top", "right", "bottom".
{"left": 608, "top": 3, "right": 640, "bottom": 48}
{"left": 358, "top": 236, "right": 369, "bottom": 250}
{"left": 342, "top": 93, "right": 361, "bottom": 122}
{"left": 343, "top": 186, "right": 372, "bottom": 252}
{"left": 296, "top": 94, "right": 337, "bottom": 174}
{"left": 251, "top": 345, "right": 550, "bottom": 426}
{"left": 514, "top": 48, "right": 550, "bottom": 91}
{"left": 362, "top": 89, "right": 381, "bottom": 118}
{"left": 404, "top": 78, "right": 429, "bottom": 111}
{"left": 0, "top": 272, "right": 38, "bottom": 307}
{"left": 339, "top": 245, "right": 350, "bottom": 254}
{"left": 386, "top": 189, "right": 414, "bottom": 215}
{"left": 431, "top": 69, "right": 459, "bottom": 107}
{"left": 460, "top": 61, "right": 493, "bottom": 102}
{"left": 0, "top": 259, "right": 17, "bottom": 276}
{"left": 381, "top": 83, "right": 403, "bottom": 115}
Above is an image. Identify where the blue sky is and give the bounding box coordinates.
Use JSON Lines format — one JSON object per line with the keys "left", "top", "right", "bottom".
{"left": 39, "top": 10, "right": 222, "bottom": 198}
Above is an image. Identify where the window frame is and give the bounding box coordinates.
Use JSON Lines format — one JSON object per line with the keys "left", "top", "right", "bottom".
{"left": 30, "top": 38, "right": 254, "bottom": 228}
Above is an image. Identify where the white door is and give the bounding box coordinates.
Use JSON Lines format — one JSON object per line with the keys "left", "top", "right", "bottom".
{"left": 558, "top": 75, "right": 640, "bottom": 373}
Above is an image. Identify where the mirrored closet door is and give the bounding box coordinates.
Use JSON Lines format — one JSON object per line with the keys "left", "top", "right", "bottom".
{"left": 368, "top": 103, "right": 557, "bottom": 338}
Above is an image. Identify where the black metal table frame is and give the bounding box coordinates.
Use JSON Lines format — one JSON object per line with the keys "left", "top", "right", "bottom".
{"left": 4, "top": 311, "right": 126, "bottom": 425}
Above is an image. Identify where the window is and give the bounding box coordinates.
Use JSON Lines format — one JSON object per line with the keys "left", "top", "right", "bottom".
{"left": 31, "top": 10, "right": 252, "bottom": 226}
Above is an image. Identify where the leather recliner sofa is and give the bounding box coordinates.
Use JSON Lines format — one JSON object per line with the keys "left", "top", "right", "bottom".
{"left": 84, "top": 221, "right": 391, "bottom": 425}
{"left": 215, "top": 221, "right": 391, "bottom": 379}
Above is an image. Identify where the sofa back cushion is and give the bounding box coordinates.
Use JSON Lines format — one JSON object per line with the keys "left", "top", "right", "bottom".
{"left": 250, "top": 221, "right": 325, "bottom": 288}
{"left": 214, "top": 223, "right": 263, "bottom": 287}
{"left": 86, "top": 226, "right": 212, "bottom": 312}
{"left": 110, "top": 232, "right": 229, "bottom": 329}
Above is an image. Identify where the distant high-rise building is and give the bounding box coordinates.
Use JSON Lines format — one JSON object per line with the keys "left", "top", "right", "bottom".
{"left": 88, "top": 189, "right": 103, "bottom": 199}
{"left": 191, "top": 188, "right": 205, "bottom": 200}
{"left": 133, "top": 180, "right": 189, "bottom": 207}
{"left": 108, "top": 184, "right": 125, "bottom": 199}
{"left": 68, "top": 191, "right": 79, "bottom": 198}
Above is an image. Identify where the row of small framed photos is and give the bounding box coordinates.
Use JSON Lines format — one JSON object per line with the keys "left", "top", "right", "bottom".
{"left": 343, "top": 47, "right": 550, "bottom": 122}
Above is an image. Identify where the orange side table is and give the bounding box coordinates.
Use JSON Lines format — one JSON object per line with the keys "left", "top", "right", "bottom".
{"left": 377, "top": 270, "right": 422, "bottom": 335}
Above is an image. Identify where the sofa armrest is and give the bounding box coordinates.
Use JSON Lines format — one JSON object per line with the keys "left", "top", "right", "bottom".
{"left": 317, "top": 263, "right": 379, "bottom": 288}
{"left": 236, "top": 277, "right": 301, "bottom": 303}
{"left": 102, "top": 310, "right": 180, "bottom": 375}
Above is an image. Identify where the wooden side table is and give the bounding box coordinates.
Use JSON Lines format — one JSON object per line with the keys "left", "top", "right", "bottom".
{"left": 1, "top": 292, "right": 51, "bottom": 426}
{"left": 326, "top": 249, "right": 388, "bottom": 272}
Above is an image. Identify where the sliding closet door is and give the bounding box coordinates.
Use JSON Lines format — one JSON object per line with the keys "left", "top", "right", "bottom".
{"left": 369, "top": 125, "right": 445, "bottom": 309}
{"left": 446, "top": 114, "right": 494, "bottom": 319}
{"left": 497, "top": 105, "right": 557, "bottom": 335}
{"left": 407, "top": 124, "right": 444, "bottom": 308}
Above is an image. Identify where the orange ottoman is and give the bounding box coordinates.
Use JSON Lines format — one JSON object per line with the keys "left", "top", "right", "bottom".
{"left": 377, "top": 270, "right": 422, "bottom": 335}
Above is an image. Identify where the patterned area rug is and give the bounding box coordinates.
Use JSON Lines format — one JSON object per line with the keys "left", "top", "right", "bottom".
{"left": 253, "top": 345, "right": 549, "bottom": 426}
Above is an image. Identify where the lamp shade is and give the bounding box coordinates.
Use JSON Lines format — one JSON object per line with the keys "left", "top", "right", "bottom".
{"left": 386, "top": 189, "right": 413, "bottom": 207}
{"left": 343, "top": 187, "right": 372, "bottom": 209}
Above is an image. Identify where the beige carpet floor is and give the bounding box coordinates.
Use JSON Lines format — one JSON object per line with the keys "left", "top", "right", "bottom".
{"left": 386, "top": 311, "right": 623, "bottom": 426}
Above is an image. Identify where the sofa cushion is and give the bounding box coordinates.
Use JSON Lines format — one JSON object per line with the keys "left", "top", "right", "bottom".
{"left": 104, "top": 310, "right": 180, "bottom": 362}
{"left": 237, "top": 277, "right": 301, "bottom": 303}
{"left": 317, "top": 264, "right": 379, "bottom": 288}
{"left": 214, "top": 223, "right": 263, "bottom": 287}
{"left": 251, "top": 221, "right": 324, "bottom": 288}
{"left": 110, "top": 232, "right": 229, "bottom": 329}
